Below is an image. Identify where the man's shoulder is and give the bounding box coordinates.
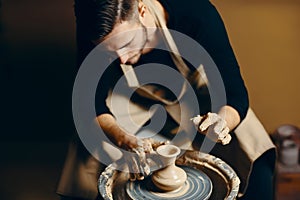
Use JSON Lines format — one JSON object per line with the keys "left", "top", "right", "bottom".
{"left": 161, "top": 0, "right": 214, "bottom": 19}
{"left": 162, "top": 0, "right": 211, "bottom": 9}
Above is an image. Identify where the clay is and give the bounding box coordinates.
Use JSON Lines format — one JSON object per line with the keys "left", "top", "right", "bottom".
{"left": 99, "top": 150, "right": 241, "bottom": 200}
{"left": 151, "top": 144, "right": 187, "bottom": 191}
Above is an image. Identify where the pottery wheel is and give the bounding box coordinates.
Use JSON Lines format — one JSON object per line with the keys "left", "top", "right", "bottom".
{"left": 126, "top": 166, "right": 212, "bottom": 200}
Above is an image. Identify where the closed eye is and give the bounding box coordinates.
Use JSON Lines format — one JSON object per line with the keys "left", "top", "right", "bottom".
{"left": 117, "top": 30, "right": 138, "bottom": 50}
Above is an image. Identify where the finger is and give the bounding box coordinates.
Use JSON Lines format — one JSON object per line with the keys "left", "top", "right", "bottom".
{"left": 129, "top": 173, "right": 136, "bottom": 181}
{"left": 142, "top": 138, "right": 154, "bottom": 153}
{"left": 134, "top": 160, "right": 145, "bottom": 181}
{"left": 139, "top": 155, "right": 150, "bottom": 176}
{"left": 133, "top": 148, "right": 151, "bottom": 179}
{"left": 121, "top": 155, "right": 136, "bottom": 181}
{"left": 191, "top": 115, "right": 203, "bottom": 126}
{"left": 213, "top": 118, "right": 227, "bottom": 134}
{"left": 217, "top": 126, "right": 230, "bottom": 140}
{"left": 203, "top": 126, "right": 217, "bottom": 142}
{"left": 132, "top": 148, "right": 144, "bottom": 170}
{"left": 221, "top": 134, "right": 232, "bottom": 145}
{"left": 138, "top": 155, "right": 147, "bottom": 179}
{"left": 128, "top": 151, "right": 141, "bottom": 181}
{"left": 127, "top": 157, "right": 137, "bottom": 181}
{"left": 140, "top": 153, "right": 152, "bottom": 177}
{"left": 136, "top": 173, "right": 145, "bottom": 180}
{"left": 142, "top": 162, "right": 151, "bottom": 177}
{"left": 199, "top": 113, "right": 218, "bottom": 131}
{"left": 151, "top": 139, "right": 170, "bottom": 151}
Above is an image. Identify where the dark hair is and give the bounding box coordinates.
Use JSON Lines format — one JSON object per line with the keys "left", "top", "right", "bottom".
{"left": 74, "top": 0, "right": 139, "bottom": 41}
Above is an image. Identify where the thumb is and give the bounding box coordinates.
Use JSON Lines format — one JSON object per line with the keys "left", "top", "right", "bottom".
{"left": 191, "top": 115, "right": 203, "bottom": 126}
{"left": 199, "top": 113, "right": 219, "bottom": 131}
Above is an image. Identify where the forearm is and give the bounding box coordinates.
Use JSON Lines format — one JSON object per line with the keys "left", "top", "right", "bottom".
{"left": 218, "top": 105, "right": 240, "bottom": 131}
{"left": 96, "top": 113, "right": 138, "bottom": 149}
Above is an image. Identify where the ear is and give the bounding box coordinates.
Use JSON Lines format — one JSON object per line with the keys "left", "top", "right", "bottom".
{"left": 138, "top": 1, "right": 147, "bottom": 22}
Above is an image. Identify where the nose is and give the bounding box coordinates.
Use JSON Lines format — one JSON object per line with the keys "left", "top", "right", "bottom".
{"left": 116, "top": 50, "right": 129, "bottom": 64}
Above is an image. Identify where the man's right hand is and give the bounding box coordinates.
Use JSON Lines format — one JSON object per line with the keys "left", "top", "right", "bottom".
{"left": 97, "top": 114, "right": 169, "bottom": 180}
{"left": 124, "top": 137, "right": 169, "bottom": 181}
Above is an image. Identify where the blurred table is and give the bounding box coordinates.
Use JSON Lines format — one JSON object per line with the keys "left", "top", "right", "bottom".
{"left": 275, "top": 162, "right": 300, "bottom": 200}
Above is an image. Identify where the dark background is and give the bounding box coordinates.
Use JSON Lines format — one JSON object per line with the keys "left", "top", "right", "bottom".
{"left": 0, "top": 0, "right": 76, "bottom": 141}
{"left": 0, "top": 0, "right": 76, "bottom": 199}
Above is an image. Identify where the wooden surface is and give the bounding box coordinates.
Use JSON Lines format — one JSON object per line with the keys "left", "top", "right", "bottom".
{"left": 275, "top": 163, "right": 300, "bottom": 200}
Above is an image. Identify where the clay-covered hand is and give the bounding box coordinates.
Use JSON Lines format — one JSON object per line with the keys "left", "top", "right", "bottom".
{"left": 126, "top": 138, "right": 169, "bottom": 181}
{"left": 191, "top": 112, "right": 231, "bottom": 145}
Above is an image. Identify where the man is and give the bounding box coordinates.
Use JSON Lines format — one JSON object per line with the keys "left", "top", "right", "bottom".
{"left": 57, "top": 0, "right": 276, "bottom": 199}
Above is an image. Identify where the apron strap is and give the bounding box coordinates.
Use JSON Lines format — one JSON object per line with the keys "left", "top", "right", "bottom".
{"left": 143, "top": 0, "right": 208, "bottom": 87}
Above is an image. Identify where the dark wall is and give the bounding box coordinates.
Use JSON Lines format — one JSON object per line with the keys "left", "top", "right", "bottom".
{"left": 1, "top": 0, "right": 77, "bottom": 141}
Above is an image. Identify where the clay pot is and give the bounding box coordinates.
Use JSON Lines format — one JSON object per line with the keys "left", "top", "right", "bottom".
{"left": 151, "top": 144, "right": 187, "bottom": 191}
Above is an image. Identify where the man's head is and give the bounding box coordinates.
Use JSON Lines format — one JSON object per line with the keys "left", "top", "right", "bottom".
{"left": 75, "top": 0, "right": 160, "bottom": 64}
{"left": 75, "top": 0, "right": 140, "bottom": 41}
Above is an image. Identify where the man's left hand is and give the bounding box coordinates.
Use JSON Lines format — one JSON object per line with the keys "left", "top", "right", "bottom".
{"left": 192, "top": 112, "right": 231, "bottom": 145}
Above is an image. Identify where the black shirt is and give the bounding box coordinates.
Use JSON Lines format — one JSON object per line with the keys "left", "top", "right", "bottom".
{"left": 94, "top": 0, "right": 249, "bottom": 120}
